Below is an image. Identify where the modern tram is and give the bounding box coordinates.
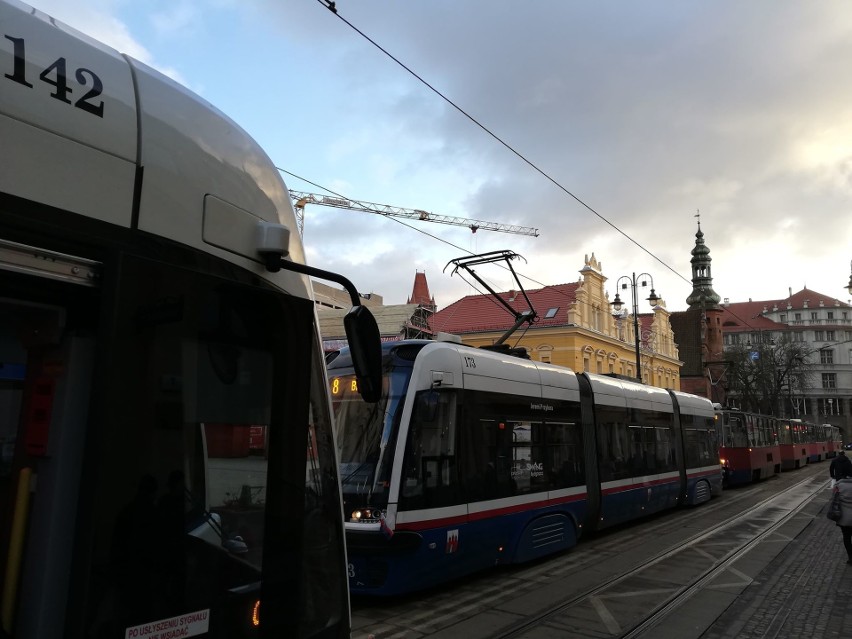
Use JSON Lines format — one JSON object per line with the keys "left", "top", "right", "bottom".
{"left": 0, "top": 2, "right": 380, "bottom": 637}
{"left": 327, "top": 338, "right": 722, "bottom": 597}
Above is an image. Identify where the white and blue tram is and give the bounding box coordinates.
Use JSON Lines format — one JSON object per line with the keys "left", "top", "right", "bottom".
{"left": 0, "top": 1, "right": 380, "bottom": 637}
{"left": 328, "top": 338, "right": 721, "bottom": 596}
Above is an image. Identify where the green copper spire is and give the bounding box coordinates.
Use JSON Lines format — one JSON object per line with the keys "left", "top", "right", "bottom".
{"left": 686, "top": 218, "right": 721, "bottom": 309}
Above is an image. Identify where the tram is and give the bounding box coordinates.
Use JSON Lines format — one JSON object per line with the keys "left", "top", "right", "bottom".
{"left": 820, "top": 423, "right": 842, "bottom": 459}
{"left": 803, "top": 421, "right": 830, "bottom": 463}
{"left": 0, "top": 2, "right": 380, "bottom": 637}
{"left": 827, "top": 424, "right": 843, "bottom": 457}
{"left": 327, "top": 338, "right": 721, "bottom": 596}
{"left": 777, "top": 417, "right": 809, "bottom": 471}
{"left": 715, "top": 408, "right": 781, "bottom": 485}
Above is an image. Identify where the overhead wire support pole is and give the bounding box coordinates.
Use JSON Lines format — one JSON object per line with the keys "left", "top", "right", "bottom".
{"left": 289, "top": 190, "right": 539, "bottom": 237}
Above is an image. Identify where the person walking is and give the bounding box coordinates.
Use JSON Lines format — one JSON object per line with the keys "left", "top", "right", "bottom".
{"left": 830, "top": 450, "right": 852, "bottom": 484}
{"left": 835, "top": 476, "right": 852, "bottom": 565}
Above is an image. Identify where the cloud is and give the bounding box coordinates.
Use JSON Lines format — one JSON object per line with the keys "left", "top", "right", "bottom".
{"left": 32, "top": 0, "right": 852, "bottom": 309}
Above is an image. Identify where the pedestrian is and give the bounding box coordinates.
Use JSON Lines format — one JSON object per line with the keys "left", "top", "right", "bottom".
{"left": 835, "top": 476, "right": 852, "bottom": 565}
{"left": 830, "top": 450, "right": 852, "bottom": 487}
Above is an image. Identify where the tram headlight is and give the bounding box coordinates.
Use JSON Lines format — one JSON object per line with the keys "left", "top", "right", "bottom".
{"left": 349, "top": 507, "right": 383, "bottom": 523}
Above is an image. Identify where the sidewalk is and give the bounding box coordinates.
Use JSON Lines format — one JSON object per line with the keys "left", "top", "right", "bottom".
{"left": 700, "top": 486, "right": 852, "bottom": 639}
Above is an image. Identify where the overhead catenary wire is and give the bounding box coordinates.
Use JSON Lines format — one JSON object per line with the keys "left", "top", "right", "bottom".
{"left": 313, "top": 0, "right": 691, "bottom": 288}
{"left": 279, "top": 169, "right": 682, "bottom": 355}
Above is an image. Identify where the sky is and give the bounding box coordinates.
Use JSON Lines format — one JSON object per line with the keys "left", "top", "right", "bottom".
{"left": 28, "top": 0, "right": 852, "bottom": 313}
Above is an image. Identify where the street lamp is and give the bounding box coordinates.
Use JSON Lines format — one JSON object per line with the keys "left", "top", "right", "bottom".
{"left": 610, "top": 272, "right": 659, "bottom": 382}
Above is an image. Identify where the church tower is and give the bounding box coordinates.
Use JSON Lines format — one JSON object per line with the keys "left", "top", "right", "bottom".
{"left": 669, "top": 217, "right": 727, "bottom": 402}
{"left": 408, "top": 271, "right": 436, "bottom": 312}
{"left": 686, "top": 220, "right": 721, "bottom": 310}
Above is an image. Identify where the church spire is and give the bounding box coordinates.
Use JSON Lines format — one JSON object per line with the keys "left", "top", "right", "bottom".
{"left": 408, "top": 271, "right": 436, "bottom": 312}
{"left": 685, "top": 215, "right": 721, "bottom": 309}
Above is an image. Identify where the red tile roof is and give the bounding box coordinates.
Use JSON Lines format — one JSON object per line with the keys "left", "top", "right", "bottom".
{"left": 430, "top": 283, "right": 581, "bottom": 334}
{"left": 719, "top": 287, "right": 849, "bottom": 333}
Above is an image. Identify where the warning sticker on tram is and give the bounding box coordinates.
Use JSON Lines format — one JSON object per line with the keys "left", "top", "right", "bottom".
{"left": 124, "top": 609, "right": 210, "bottom": 639}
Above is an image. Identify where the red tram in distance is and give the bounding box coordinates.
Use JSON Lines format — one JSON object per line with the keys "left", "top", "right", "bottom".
{"left": 714, "top": 406, "right": 839, "bottom": 485}
{"left": 777, "top": 418, "right": 809, "bottom": 471}
{"left": 715, "top": 408, "right": 780, "bottom": 485}
{"left": 825, "top": 423, "right": 843, "bottom": 458}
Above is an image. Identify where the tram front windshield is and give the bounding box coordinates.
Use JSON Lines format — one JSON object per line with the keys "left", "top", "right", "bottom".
{"left": 0, "top": 251, "right": 347, "bottom": 638}
{"left": 330, "top": 367, "right": 411, "bottom": 520}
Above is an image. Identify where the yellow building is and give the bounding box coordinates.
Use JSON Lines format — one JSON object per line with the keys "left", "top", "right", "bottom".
{"left": 430, "top": 254, "right": 682, "bottom": 389}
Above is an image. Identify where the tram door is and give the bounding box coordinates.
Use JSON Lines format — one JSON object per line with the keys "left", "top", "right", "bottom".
{"left": 0, "top": 241, "right": 101, "bottom": 637}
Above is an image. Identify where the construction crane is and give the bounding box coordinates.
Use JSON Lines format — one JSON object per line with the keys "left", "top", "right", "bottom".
{"left": 289, "top": 190, "right": 540, "bottom": 238}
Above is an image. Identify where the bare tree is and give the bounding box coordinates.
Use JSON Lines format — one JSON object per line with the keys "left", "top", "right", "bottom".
{"left": 723, "top": 336, "right": 815, "bottom": 416}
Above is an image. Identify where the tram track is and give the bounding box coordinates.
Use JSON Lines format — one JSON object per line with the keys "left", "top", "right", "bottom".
{"left": 492, "top": 474, "right": 826, "bottom": 639}
{"left": 351, "top": 463, "right": 830, "bottom": 639}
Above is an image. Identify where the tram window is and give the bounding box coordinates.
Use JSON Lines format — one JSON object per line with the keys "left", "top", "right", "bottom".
{"left": 683, "top": 415, "right": 715, "bottom": 467}
{"left": 546, "top": 420, "right": 584, "bottom": 488}
{"left": 78, "top": 254, "right": 332, "bottom": 634}
{"left": 727, "top": 414, "right": 749, "bottom": 447}
{"left": 456, "top": 399, "right": 517, "bottom": 502}
{"left": 401, "top": 390, "right": 460, "bottom": 508}
{"left": 508, "top": 421, "right": 548, "bottom": 495}
{"left": 595, "top": 405, "right": 631, "bottom": 481}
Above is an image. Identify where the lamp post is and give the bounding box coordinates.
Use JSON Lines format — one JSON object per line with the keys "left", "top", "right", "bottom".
{"left": 610, "top": 273, "right": 659, "bottom": 382}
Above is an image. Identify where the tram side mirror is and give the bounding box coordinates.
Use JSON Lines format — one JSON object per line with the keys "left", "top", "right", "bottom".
{"left": 344, "top": 305, "right": 382, "bottom": 403}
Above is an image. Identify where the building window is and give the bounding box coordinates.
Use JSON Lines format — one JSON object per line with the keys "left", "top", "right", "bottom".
{"left": 583, "top": 357, "right": 590, "bottom": 372}
{"left": 544, "top": 307, "right": 559, "bottom": 319}
{"left": 820, "top": 349, "right": 834, "bottom": 364}
{"left": 826, "top": 330, "right": 835, "bottom": 341}
{"left": 819, "top": 398, "right": 842, "bottom": 415}
{"left": 827, "top": 311, "right": 834, "bottom": 320}
{"left": 822, "top": 373, "right": 837, "bottom": 389}
{"left": 811, "top": 312, "right": 818, "bottom": 321}
{"left": 540, "top": 354, "right": 551, "bottom": 364}
{"left": 793, "top": 332, "right": 804, "bottom": 342}
{"left": 780, "top": 314, "right": 786, "bottom": 322}
{"left": 815, "top": 330, "right": 824, "bottom": 341}
{"left": 794, "top": 313, "right": 802, "bottom": 321}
